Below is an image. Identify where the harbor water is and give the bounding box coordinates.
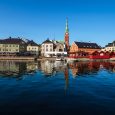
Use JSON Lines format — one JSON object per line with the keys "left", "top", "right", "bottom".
{"left": 0, "top": 60, "right": 115, "bottom": 115}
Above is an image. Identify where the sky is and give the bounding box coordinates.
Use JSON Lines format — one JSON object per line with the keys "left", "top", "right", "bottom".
{"left": 0, "top": 0, "right": 115, "bottom": 46}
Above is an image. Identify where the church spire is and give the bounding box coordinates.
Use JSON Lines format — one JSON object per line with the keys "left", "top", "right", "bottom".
{"left": 64, "top": 17, "right": 70, "bottom": 51}
{"left": 65, "top": 17, "right": 69, "bottom": 33}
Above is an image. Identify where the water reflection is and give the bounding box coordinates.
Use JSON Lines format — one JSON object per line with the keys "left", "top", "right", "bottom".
{"left": 0, "top": 60, "right": 114, "bottom": 78}
{"left": 69, "top": 61, "right": 115, "bottom": 77}
{"left": 0, "top": 60, "right": 115, "bottom": 115}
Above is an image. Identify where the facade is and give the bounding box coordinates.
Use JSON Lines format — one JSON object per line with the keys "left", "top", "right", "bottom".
{"left": 102, "top": 41, "right": 115, "bottom": 52}
{"left": 41, "top": 39, "right": 54, "bottom": 57}
{"left": 70, "top": 41, "right": 101, "bottom": 56}
{"left": 27, "top": 40, "right": 40, "bottom": 56}
{"left": 54, "top": 41, "right": 65, "bottom": 53}
{"left": 41, "top": 39, "right": 67, "bottom": 57}
{"left": 0, "top": 37, "right": 26, "bottom": 55}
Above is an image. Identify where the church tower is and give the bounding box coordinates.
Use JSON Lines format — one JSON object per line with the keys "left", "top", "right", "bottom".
{"left": 64, "top": 18, "right": 69, "bottom": 51}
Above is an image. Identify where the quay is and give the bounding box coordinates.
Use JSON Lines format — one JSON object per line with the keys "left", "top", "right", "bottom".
{"left": 0, "top": 56, "right": 114, "bottom": 62}
{"left": 0, "top": 56, "right": 35, "bottom": 60}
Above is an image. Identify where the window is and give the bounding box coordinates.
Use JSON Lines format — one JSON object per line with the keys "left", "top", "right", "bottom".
{"left": 46, "top": 49, "right": 48, "bottom": 51}
{"left": 46, "top": 45, "right": 48, "bottom": 47}
{"left": 50, "top": 45, "right": 52, "bottom": 47}
{"left": 50, "top": 49, "right": 52, "bottom": 51}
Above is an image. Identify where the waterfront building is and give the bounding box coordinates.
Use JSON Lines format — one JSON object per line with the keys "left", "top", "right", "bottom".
{"left": 41, "top": 39, "right": 67, "bottom": 57}
{"left": 27, "top": 40, "right": 40, "bottom": 56}
{"left": 0, "top": 37, "right": 26, "bottom": 55}
{"left": 102, "top": 41, "right": 115, "bottom": 52}
{"left": 69, "top": 41, "right": 101, "bottom": 56}
{"left": 41, "top": 39, "right": 54, "bottom": 57}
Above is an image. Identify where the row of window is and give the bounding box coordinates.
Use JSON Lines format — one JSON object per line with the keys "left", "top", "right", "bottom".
{"left": 0, "top": 44, "right": 19, "bottom": 47}
{"left": 106, "top": 47, "right": 115, "bottom": 50}
{"left": 83, "top": 46, "right": 98, "bottom": 48}
{"left": 28, "top": 47, "right": 38, "bottom": 50}
{"left": 42, "top": 45, "right": 52, "bottom": 47}
{"left": 0, "top": 49, "right": 19, "bottom": 52}
{"left": 42, "top": 49, "right": 53, "bottom": 52}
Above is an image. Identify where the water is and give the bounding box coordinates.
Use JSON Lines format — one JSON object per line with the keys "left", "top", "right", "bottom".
{"left": 0, "top": 60, "right": 115, "bottom": 115}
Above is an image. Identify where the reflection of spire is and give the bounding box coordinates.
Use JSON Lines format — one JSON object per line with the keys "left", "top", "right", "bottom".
{"left": 65, "top": 17, "right": 69, "bottom": 33}
{"left": 64, "top": 67, "right": 69, "bottom": 93}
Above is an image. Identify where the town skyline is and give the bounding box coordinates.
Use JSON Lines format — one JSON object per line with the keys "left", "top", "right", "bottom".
{"left": 0, "top": 0, "right": 115, "bottom": 47}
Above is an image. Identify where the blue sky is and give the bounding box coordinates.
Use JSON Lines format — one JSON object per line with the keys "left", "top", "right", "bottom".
{"left": 0, "top": 0, "right": 115, "bottom": 46}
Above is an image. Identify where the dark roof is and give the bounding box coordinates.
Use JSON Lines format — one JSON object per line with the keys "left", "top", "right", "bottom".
{"left": 42, "top": 39, "right": 53, "bottom": 44}
{"left": 105, "top": 41, "right": 115, "bottom": 47}
{"left": 27, "top": 40, "right": 38, "bottom": 46}
{"left": 0, "top": 37, "right": 26, "bottom": 44}
{"left": 74, "top": 41, "right": 101, "bottom": 49}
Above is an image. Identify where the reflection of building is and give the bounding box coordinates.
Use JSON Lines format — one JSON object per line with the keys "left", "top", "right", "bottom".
{"left": 40, "top": 61, "right": 55, "bottom": 76}
{"left": 69, "top": 63, "right": 79, "bottom": 77}
{"left": 69, "top": 61, "right": 115, "bottom": 77}
{"left": 26, "top": 62, "right": 38, "bottom": 73}
{"left": 0, "top": 37, "right": 26, "bottom": 55}
{"left": 0, "top": 61, "right": 26, "bottom": 77}
{"left": 54, "top": 61, "right": 66, "bottom": 71}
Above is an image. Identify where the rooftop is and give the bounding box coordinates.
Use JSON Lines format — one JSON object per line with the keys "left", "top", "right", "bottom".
{"left": 74, "top": 41, "right": 101, "bottom": 49}
{"left": 105, "top": 41, "right": 115, "bottom": 47}
{"left": 27, "top": 40, "right": 38, "bottom": 46}
{"left": 0, "top": 37, "right": 26, "bottom": 44}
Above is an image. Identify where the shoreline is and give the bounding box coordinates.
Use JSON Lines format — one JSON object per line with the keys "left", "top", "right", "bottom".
{"left": 0, "top": 56, "right": 114, "bottom": 62}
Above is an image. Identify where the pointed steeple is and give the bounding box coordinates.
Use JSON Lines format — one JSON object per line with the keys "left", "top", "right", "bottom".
{"left": 64, "top": 17, "right": 70, "bottom": 52}
{"left": 65, "top": 17, "right": 69, "bottom": 33}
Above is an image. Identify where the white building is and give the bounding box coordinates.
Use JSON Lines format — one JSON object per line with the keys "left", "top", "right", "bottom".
{"left": 41, "top": 39, "right": 67, "bottom": 57}
{"left": 102, "top": 41, "right": 115, "bottom": 52}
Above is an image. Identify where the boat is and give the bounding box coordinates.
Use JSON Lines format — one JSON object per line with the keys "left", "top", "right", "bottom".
{"left": 56, "top": 56, "right": 64, "bottom": 61}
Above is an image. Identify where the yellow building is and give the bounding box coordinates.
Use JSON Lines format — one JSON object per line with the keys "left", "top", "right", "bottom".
{"left": 27, "top": 40, "right": 40, "bottom": 56}
{"left": 0, "top": 37, "right": 26, "bottom": 55}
